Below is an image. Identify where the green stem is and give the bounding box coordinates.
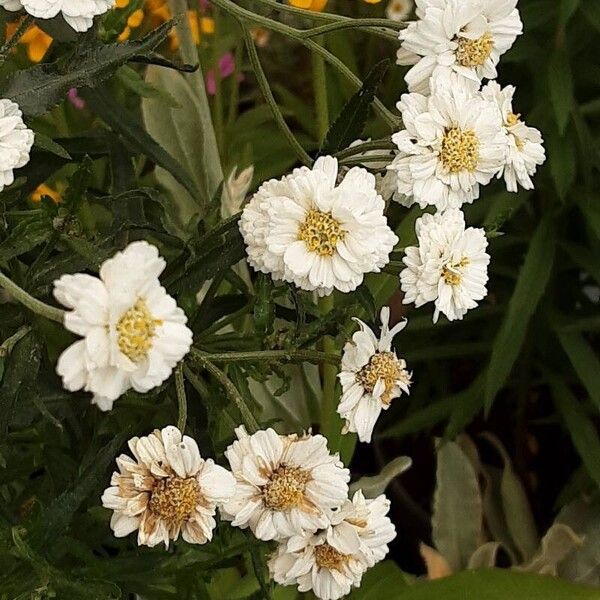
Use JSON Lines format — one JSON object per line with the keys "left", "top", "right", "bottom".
{"left": 209, "top": 0, "right": 398, "bottom": 129}
{"left": 312, "top": 37, "right": 329, "bottom": 142}
{"left": 301, "top": 19, "right": 405, "bottom": 39}
{"left": 191, "top": 351, "right": 260, "bottom": 432}
{"left": 175, "top": 363, "right": 187, "bottom": 433}
{"left": 191, "top": 347, "right": 339, "bottom": 365}
{"left": 339, "top": 153, "right": 396, "bottom": 166}
{"left": 0, "top": 15, "right": 33, "bottom": 63}
{"left": 0, "top": 271, "right": 65, "bottom": 323}
{"left": 319, "top": 294, "right": 339, "bottom": 444}
{"left": 0, "top": 326, "right": 31, "bottom": 358}
{"left": 242, "top": 26, "right": 313, "bottom": 166}
{"left": 334, "top": 138, "right": 395, "bottom": 159}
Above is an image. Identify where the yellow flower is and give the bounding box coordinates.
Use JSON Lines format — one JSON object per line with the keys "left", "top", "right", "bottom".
{"left": 31, "top": 184, "right": 61, "bottom": 204}
{"left": 288, "top": 0, "right": 328, "bottom": 11}
{"left": 5, "top": 20, "right": 52, "bottom": 63}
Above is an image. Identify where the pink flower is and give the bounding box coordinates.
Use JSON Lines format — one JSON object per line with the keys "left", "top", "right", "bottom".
{"left": 206, "top": 52, "right": 241, "bottom": 95}
{"left": 67, "top": 88, "right": 86, "bottom": 110}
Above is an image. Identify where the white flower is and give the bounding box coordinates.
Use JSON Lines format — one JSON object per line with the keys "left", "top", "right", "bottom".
{"left": 346, "top": 139, "right": 398, "bottom": 201}
{"left": 54, "top": 241, "right": 193, "bottom": 411}
{"left": 389, "top": 78, "right": 506, "bottom": 210}
{"left": 221, "top": 426, "right": 350, "bottom": 541}
{"left": 400, "top": 209, "right": 490, "bottom": 322}
{"left": 386, "top": 0, "right": 413, "bottom": 22}
{"left": 338, "top": 307, "right": 411, "bottom": 443}
{"left": 101, "top": 426, "right": 235, "bottom": 548}
{"left": 269, "top": 490, "right": 396, "bottom": 600}
{"left": 239, "top": 156, "right": 398, "bottom": 296}
{"left": 0, "top": 99, "right": 34, "bottom": 192}
{"left": 397, "top": 0, "right": 522, "bottom": 94}
{"left": 480, "top": 81, "right": 546, "bottom": 192}
{"left": 0, "top": 0, "right": 115, "bottom": 32}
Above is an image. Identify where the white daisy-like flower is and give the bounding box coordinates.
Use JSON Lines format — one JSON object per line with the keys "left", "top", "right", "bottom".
{"left": 0, "top": 99, "right": 34, "bottom": 192}
{"left": 480, "top": 81, "right": 546, "bottom": 192}
{"left": 0, "top": 0, "right": 115, "bottom": 32}
{"left": 54, "top": 241, "right": 193, "bottom": 411}
{"left": 389, "top": 77, "right": 506, "bottom": 210}
{"left": 337, "top": 307, "right": 411, "bottom": 443}
{"left": 400, "top": 209, "right": 490, "bottom": 322}
{"left": 346, "top": 139, "right": 398, "bottom": 202}
{"left": 101, "top": 426, "right": 235, "bottom": 548}
{"left": 239, "top": 156, "right": 398, "bottom": 296}
{"left": 269, "top": 490, "right": 396, "bottom": 600}
{"left": 221, "top": 426, "right": 350, "bottom": 541}
{"left": 386, "top": 0, "right": 413, "bottom": 22}
{"left": 397, "top": 0, "right": 522, "bottom": 94}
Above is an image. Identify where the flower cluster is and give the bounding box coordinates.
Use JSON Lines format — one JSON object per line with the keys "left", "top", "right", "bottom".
{"left": 102, "top": 425, "right": 396, "bottom": 600}
{"left": 389, "top": 0, "right": 545, "bottom": 323}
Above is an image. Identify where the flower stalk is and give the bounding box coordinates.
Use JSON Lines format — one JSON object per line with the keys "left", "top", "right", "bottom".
{"left": 0, "top": 271, "right": 65, "bottom": 323}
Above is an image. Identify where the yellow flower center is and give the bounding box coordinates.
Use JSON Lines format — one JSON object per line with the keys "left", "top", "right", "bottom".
{"left": 455, "top": 32, "right": 494, "bottom": 67}
{"left": 263, "top": 465, "right": 311, "bottom": 511}
{"left": 116, "top": 298, "right": 162, "bottom": 362}
{"left": 440, "top": 127, "right": 480, "bottom": 173}
{"left": 148, "top": 476, "right": 201, "bottom": 525}
{"left": 506, "top": 112, "right": 521, "bottom": 127}
{"left": 356, "top": 351, "right": 408, "bottom": 405}
{"left": 298, "top": 208, "right": 345, "bottom": 257}
{"left": 442, "top": 257, "right": 470, "bottom": 286}
{"left": 314, "top": 543, "right": 349, "bottom": 571}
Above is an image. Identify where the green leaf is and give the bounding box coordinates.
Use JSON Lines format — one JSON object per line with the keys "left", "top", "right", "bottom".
{"left": 0, "top": 215, "right": 53, "bottom": 262}
{"left": 391, "top": 569, "right": 599, "bottom": 599}
{"left": 432, "top": 439, "right": 482, "bottom": 572}
{"left": 547, "top": 129, "right": 576, "bottom": 199}
{"left": 350, "top": 456, "right": 412, "bottom": 498}
{"left": 482, "top": 434, "right": 539, "bottom": 563}
{"left": 550, "top": 376, "right": 600, "bottom": 487}
{"left": 348, "top": 561, "right": 411, "bottom": 598}
{"left": 33, "top": 133, "right": 71, "bottom": 159}
{"left": 556, "top": 330, "right": 600, "bottom": 410}
{"left": 141, "top": 65, "right": 224, "bottom": 235}
{"left": 3, "top": 20, "right": 175, "bottom": 116}
{"left": 548, "top": 51, "right": 574, "bottom": 136}
{"left": 320, "top": 59, "right": 390, "bottom": 155}
{"left": 83, "top": 87, "right": 202, "bottom": 205}
{"left": 484, "top": 216, "right": 557, "bottom": 412}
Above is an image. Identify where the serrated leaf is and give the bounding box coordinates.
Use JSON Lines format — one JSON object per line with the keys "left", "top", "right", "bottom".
{"left": 3, "top": 20, "right": 176, "bottom": 116}
{"left": 83, "top": 87, "right": 201, "bottom": 205}
{"left": 320, "top": 59, "right": 390, "bottom": 155}
{"left": 432, "top": 439, "right": 482, "bottom": 572}
{"left": 0, "top": 215, "right": 54, "bottom": 262}
{"left": 484, "top": 216, "right": 556, "bottom": 412}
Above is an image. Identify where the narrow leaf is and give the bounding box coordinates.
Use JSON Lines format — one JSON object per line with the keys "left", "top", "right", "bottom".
{"left": 485, "top": 216, "right": 556, "bottom": 412}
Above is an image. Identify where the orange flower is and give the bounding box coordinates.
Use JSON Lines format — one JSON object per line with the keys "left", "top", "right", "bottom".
{"left": 31, "top": 184, "right": 61, "bottom": 204}
{"left": 288, "top": 0, "right": 328, "bottom": 10}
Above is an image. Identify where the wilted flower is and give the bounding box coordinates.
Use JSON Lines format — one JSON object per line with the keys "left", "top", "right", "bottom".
{"left": 338, "top": 307, "right": 411, "bottom": 443}
{"left": 269, "top": 490, "right": 396, "bottom": 600}
{"left": 397, "top": 0, "right": 522, "bottom": 94}
{"left": 386, "top": 0, "right": 413, "bottom": 21}
{"left": 239, "top": 156, "right": 398, "bottom": 296}
{"left": 54, "top": 241, "right": 193, "bottom": 411}
{"left": 0, "top": 99, "right": 34, "bottom": 192}
{"left": 102, "top": 426, "right": 235, "bottom": 547}
{"left": 481, "top": 81, "right": 546, "bottom": 192}
{"left": 0, "top": 0, "right": 115, "bottom": 32}
{"left": 221, "top": 426, "right": 350, "bottom": 541}
{"left": 400, "top": 209, "right": 490, "bottom": 322}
